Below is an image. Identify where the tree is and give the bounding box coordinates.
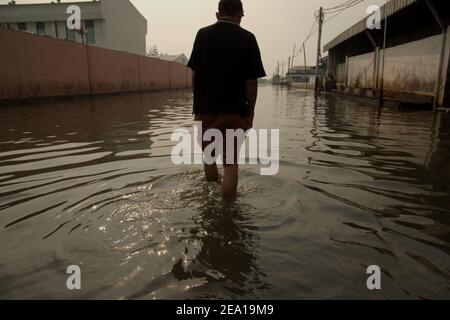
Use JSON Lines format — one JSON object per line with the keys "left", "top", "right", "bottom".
{"left": 147, "top": 45, "right": 159, "bottom": 57}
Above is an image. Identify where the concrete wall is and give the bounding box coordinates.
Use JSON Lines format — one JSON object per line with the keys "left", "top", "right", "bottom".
{"left": 343, "top": 34, "right": 442, "bottom": 94}
{"left": 336, "top": 62, "right": 346, "bottom": 84}
{"left": 347, "top": 51, "right": 376, "bottom": 89}
{"left": 139, "top": 57, "right": 171, "bottom": 90}
{"left": 0, "top": 28, "right": 191, "bottom": 102}
{"left": 138, "top": 57, "right": 192, "bottom": 91}
{"left": 438, "top": 26, "right": 450, "bottom": 107}
{"left": 88, "top": 46, "right": 140, "bottom": 94}
{"left": 382, "top": 34, "right": 441, "bottom": 94}
{"left": 0, "top": 27, "right": 90, "bottom": 100}
{"left": 170, "top": 61, "right": 191, "bottom": 89}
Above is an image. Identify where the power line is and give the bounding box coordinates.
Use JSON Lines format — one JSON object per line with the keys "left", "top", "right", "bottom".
{"left": 278, "top": 0, "right": 369, "bottom": 76}
{"left": 322, "top": 0, "right": 359, "bottom": 12}
{"left": 322, "top": 0, "right": 366, "bottom": 14}
{"left": 293, "top": 0, "right": 366, "bottom": 61}
{"left": 324, "top": 8, "right": 347, "bottom": 23}
{"left": 292, "top": 17, "right": 318, "bottom": 59}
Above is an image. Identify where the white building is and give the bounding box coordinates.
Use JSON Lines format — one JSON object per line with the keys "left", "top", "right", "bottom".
{"left": 156, "top": 53, "right": 189, "bottom": 65}
{"left": 0, "top": 0, "right": 147, "bottom": 56}
{"left": 286, "top": 66, "right": 316, "bottom": 83}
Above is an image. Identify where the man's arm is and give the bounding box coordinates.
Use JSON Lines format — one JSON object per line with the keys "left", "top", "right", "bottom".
{"left": 244, "top": 34, "right": 265, "bottom": 129}
{"left": 187, "top": 30, "right": 201, "bottom": 95}
{"left": 246, "top": 79, "right": 258, "bottom": 115}
{"left": 245, "top": 79, "right": 258, "bottom": 130}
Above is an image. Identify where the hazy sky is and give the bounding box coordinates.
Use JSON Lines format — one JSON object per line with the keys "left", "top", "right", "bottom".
{"left": 1, "top": 0, "right": 386, "bottom": 77}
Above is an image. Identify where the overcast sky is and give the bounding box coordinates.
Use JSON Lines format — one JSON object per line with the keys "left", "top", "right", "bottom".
{"left": 1, "top": 0, "right": 387, "bottom": 77}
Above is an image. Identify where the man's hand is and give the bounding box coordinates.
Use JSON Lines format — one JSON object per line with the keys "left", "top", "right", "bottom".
{"left": 245, "top": 114, "right": 254, "bottom": 131}
{"left": 245, "top": 79, "right": 258, "bottom": 117}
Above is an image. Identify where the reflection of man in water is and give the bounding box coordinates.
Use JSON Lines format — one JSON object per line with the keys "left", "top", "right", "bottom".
{"left": 171, "top": 198, "right": 265, "bottom": 298}
{"left": 187, "top": 0, "right": 266, "bottom": 196}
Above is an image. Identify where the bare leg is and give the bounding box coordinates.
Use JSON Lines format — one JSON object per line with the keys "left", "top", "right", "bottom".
{"left": 204, "top": 163, "right": 219, "bottom": 183}
{"left": 222, "top": 164, "right": 239, "bottom": 197}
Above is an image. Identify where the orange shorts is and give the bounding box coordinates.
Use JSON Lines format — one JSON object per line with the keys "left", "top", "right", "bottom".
{"left": 195, "top": 114, "right": 249, "bottom": 165}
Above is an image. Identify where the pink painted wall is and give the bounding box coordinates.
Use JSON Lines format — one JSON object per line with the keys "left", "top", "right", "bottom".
{"left": 0, "top": 28, "right": 90, "bottom": 100}
{"left": 139, "top": 56, "right": 171, "bottom": 90}
{"left": 87, "top": 46, "right": 140, "bottom": 94}
{"left": 170, "top": 62, "right": 190, "bottom": 89}
{"left": 0, "top": 28, "right": 192, "bottom": 102}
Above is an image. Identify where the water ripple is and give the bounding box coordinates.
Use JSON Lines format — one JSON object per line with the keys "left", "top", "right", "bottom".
{"left": 0, "top": 88, "right": 449, "bottom": 299}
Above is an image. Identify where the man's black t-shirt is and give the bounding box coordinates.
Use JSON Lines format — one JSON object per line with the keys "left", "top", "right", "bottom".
{"left": 187, "top": 21, "right": 266, "bottom": 116}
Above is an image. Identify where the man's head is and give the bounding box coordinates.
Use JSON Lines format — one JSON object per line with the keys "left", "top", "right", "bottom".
{"left": 216, "top": 0, "right": 244, "bottom": 24}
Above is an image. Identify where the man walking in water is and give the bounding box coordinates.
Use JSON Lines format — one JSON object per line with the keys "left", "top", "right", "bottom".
{"left": 187, "top": 0, "right": 266, "bottom": 197}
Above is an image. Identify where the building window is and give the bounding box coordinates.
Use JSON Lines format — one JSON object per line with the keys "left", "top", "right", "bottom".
{"left": 54, "top": 21, "right": 58, "bottom": 38}
{"left": 66, "top": 26, "right": 75, "bottom": 42}
{"left": 36, "top": 22, "right": 45, "bottom": 36}
{"left": 84, "top": 20, "right": 95, "bottom": 45}
{"left": 17, "top": 22, "right": 27, "bottom": 31}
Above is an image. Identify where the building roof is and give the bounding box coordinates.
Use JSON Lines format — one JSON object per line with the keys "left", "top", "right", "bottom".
{"left": 287, "top": 66, "right": 316, "bottom": 75}
{"left": 0, "top": 0, "right": 146, "bottom": 23}
{"left": 157, "top": 54, "right": 183, "bottom": 61}
{"left": 323, "top": 0, "right": 418, "bottom": 52}
{"left": 156, "top": 53, "right": 188, "bottom": 64}
{"left": 0, "top": 1, "right": 104, "bottom": 22}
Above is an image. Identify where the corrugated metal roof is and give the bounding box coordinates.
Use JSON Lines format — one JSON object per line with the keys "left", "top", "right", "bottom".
{"left": 323, "top": 0, "right": 418, "bottom": 52}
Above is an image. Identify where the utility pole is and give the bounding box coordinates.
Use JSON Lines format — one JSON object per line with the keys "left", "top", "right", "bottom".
{"left": 288, "top": 57, "right": 291, "bottom": 86}
{"left": 378, "top": 1, "right": 388, "bottom": 106}
{"left": 303, "top": 43, "right": 307, "bottom": 86}
{"left": 292, "top": 44, "right": 296, "bottom": 69}
{"left": 277, "top": 60, "right": 280, "bottom": 85}
{"left": 315, "top": 7, "right": 324, "bottom": 92}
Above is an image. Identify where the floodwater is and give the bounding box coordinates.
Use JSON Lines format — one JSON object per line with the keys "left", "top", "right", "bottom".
{"left": 0, "top": 86, "right": 449, "bottom": 300}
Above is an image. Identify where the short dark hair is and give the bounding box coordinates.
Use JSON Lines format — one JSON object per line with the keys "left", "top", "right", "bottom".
{"left": 218, "top": 0, "right": 243, "bottom": 16}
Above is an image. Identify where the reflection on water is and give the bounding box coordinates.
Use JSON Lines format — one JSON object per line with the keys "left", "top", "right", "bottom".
{"left": 0, "top": 86, "right": 449, "bottom": 299}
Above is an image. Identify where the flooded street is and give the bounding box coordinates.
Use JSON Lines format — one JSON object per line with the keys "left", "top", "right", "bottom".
{"left": 0, "top": 85, "right": 449, "bottom": 299}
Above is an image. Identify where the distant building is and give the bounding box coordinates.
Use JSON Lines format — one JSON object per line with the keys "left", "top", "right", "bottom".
{"left": 286, "top": 66, "right": 316, "bottom": 83}
{"left": 0, "top": 0, "right": 147, "bottom": 56}
{"left": 323, "top": 0, "right": 450, "bottom": 107}
{"left": 156, "top": 53, "right": 189, "bottom": 65}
